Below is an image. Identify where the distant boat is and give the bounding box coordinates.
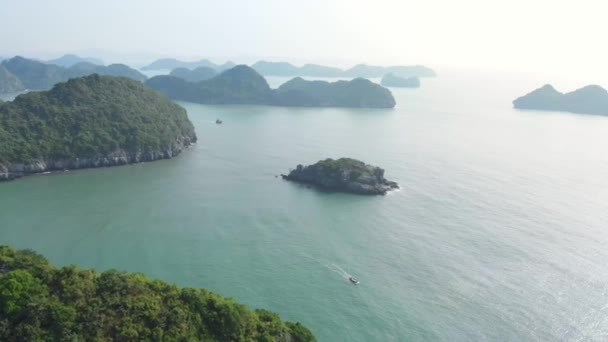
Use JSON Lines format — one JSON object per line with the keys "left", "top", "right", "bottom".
{"left": 215, "top": 119, "right": 223, "bottom": 124}
{"left": 349, "top": 276, "right": 360, "bottom": 285}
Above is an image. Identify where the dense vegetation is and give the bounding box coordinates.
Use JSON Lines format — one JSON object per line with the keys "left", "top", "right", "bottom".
{"left": 147, "top": 66, "right": 396, "bottom": 108}
{"left": 513, "top": 84, "right": 608, "bottom": 115}
{"left": 0, "top": 56, "right": 147, "bottom": 93}
{"left": 0, "top": 74, "right": 196, "bottom": 165}
{"left": 0, "top": 246, "right": 315, "bottom": 341}
{"left": 170, "top": 66, "right": 218, "bottom": 82}
{"left": 380, "top": 73, "right": 420, "bottom": 88}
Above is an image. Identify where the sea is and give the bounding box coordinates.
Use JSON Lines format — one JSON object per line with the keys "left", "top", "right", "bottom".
{"left": 1, "top": 69, "right": 608, "bottom": 341}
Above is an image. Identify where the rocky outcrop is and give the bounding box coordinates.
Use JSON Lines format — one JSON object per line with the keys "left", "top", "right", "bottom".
{"left": 282, "top": 158, "right": 399, "bottom": 195}
{"left": 0, "top": 136, "right": 194, "bottom": 181}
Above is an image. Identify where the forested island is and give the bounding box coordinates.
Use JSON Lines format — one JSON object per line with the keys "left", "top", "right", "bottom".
{"left": 282, "top": 158, "right": 399, "bottom": 195}
{"left": 0, "top": 74, "right": 196, "bottom": 181}
{"left": 0, "top": 56, "right": 147, "bottom": 93}
{"left": 143, "top": 58, "right": 436, "bottom": 78}
{"left": 513, "top": 84, "right": 608, "bottom": 115}
{"left": 380, "top": 73, "right": 420, "bottom": 88}
{"left": 146, "top": 65, "right": 396, "bottom": 108}
{"left": 0, "top": 245, "right": 315, "bottom": 341}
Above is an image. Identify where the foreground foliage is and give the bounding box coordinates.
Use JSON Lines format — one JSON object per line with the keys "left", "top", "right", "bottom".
{"left": 0, "top": 246, "right": 315, "bottom": 341}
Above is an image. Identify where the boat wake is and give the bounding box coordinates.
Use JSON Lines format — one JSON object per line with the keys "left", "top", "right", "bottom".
{"left": 326, "top": 263, "right": 351, "bottom": 280}
{"left": 300, "top": 253, "right": 357, "bottom": 283}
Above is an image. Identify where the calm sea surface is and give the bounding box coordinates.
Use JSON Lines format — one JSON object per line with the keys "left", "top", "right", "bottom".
{"left": 1, "top": 70, "right": 608, "bottom": 341}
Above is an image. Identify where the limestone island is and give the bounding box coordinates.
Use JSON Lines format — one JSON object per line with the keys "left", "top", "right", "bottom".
{"left": 0, "top": 74, "right": 197, "bottom": 181}
{"left": 0, "top": 56, "right": 147, "bottom": 94}
{"left": 0, "top": 245, "right": 315, "bottom": 341}
{"left": 282, "top": 158, "right": 399, "bottom": 195}
{"left": 513, "top": 84, "right": 608, "bottom": 115}
{"left": 380, "top": 73, "right": 421, "bottom": 88}
{"left": 146, "top": 65, "right": 396, "bottom": 108}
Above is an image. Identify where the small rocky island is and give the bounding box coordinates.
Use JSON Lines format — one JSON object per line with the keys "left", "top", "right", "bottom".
{"left": 380, "top": 73, "right": 420, "bottom": 88}
{"left": 282, "top": 158, "right": 399, "bottom": 195}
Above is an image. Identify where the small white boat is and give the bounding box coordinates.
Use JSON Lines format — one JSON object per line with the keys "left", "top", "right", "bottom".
{"left": 349, "top": 276, "right": 360, "bottom": 285}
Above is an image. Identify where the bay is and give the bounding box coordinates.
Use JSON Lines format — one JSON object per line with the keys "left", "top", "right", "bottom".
{"left": 1, "top": 70, "right": 608, "bottom": 341}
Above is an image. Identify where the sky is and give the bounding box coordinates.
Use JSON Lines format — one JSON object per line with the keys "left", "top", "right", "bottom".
{"left": 1, "top": 0, "right": 606, "bottom": 80}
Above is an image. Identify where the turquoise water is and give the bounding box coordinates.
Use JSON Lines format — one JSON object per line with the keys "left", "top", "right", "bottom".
{"left": 2, "top": 70, "right": 608, "bottom": 341}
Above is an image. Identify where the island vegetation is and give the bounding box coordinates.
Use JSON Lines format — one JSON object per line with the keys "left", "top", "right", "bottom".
{"left": 0, "top": 74, "right": 196, "bottom": 181}
{"left": 282, "top": 158, "right": 399, "bottom": 195}
{"left": 380, "top": 73, "right": 420, "bottom": 88}
{"left": 513, "top": 84, "right": 608, "bottom": 115}
{"left": 0, "top": 56, "right": 147, "bottom": 93}
{"left": 146, "top": 66, "right": 396, "bottom": 108}
{"left": 0, "top": 245, "right": 315, "bottom": 341}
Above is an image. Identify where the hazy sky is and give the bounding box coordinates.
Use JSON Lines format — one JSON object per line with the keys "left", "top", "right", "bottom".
{"left": 1, "top": 0, "right": 606, "bottom": 78}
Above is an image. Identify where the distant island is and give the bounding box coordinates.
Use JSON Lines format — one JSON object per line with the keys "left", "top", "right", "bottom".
{"left": 170, "top": 66, "right": 218, "bottom": 82}
{"left": 0, "top": 56, "right": 147, "bottom": 93}
{"left": 142, "top": 58, "right": 236, "bottom": 71}
{"left": 274, "top": 77, "right": 395, "bottom": 108}
{"left": 0, "top": 74, "right": 196, "bottom": 181}
{"left": 513, "top": 84, "right": 608, "bottom": 115}
{"left": 0, "top": 65, "right": 24, "bottom": 93}
{"left": 143, "top": 58, "right": 436, "bottom": 78}
{"left": 146, "top": 65, "right": 396, "bottom": 108}
{"left": 0, "top": 245, "right": 315, "bottom": 341}
{"left": 380, "top": 73, "right": 420, "bottom": 88}
{"left": 46, "top": 54, "right": 104, "bottom": 67}
{"left": 252, "top": 61, "right": 435, "bottom": 78}
{"left": 282, "top": 158, "right": 399, "bottom": 195}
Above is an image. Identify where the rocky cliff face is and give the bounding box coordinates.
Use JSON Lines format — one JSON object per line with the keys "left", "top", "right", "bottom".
{"left": 0, "top": 133, "right": 194, "bottom": 181}
{"left": 282, "top": 158, "right": 399, "bottom": 195}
